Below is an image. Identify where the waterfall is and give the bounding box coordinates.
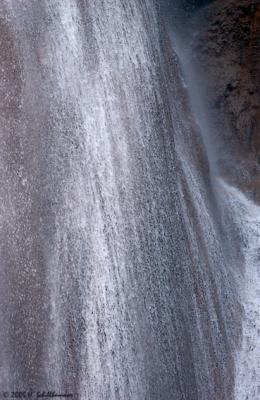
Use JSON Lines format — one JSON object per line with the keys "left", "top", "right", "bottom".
{"left": 224, "top": 185, "right": 260, "bottom": 400}
{"left": 0, "top": 1, "right": 257, "bottom": 399}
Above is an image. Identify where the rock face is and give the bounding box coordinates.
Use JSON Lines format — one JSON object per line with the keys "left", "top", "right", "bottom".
{"left": 0, "top": 2, "right": 242, "bottom": 399}
{"left": 192, "top": 0, "right": 260, "bottom": 201}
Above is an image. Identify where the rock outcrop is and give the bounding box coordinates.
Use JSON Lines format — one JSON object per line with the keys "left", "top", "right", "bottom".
{"left": 191, "top": 0, "right": 260, "bottom": 201}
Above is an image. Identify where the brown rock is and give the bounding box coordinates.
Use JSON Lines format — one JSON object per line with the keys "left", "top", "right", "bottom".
{"left": 192, "top": 0, "right": 260, "bottom": 202}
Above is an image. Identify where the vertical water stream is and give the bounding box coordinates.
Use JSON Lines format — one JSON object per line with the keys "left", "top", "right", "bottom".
{"left": 0, "top": 1, "right": 255, "bottom": 399}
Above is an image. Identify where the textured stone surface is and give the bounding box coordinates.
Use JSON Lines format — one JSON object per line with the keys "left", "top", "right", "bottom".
{"left": 192, "top": 0, "right": 260, "bottom": 201}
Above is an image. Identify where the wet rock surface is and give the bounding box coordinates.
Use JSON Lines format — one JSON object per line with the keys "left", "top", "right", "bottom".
{"left": 0, "top": 2, "right": 247, "bottom": 398}
{"left": 191, "top": 0, "right": 260, "bottom": 202}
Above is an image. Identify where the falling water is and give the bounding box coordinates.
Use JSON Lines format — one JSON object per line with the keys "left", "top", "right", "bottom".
{"left": 0, "top": 1, "right": 257, "bottom": 399}
{"left": 221, "top": 184, "right": 260, "bottom": 400}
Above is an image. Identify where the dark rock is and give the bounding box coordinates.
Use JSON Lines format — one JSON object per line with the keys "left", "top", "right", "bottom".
{"left": 191, "top": 0, "right": 260, "bottom": 202}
